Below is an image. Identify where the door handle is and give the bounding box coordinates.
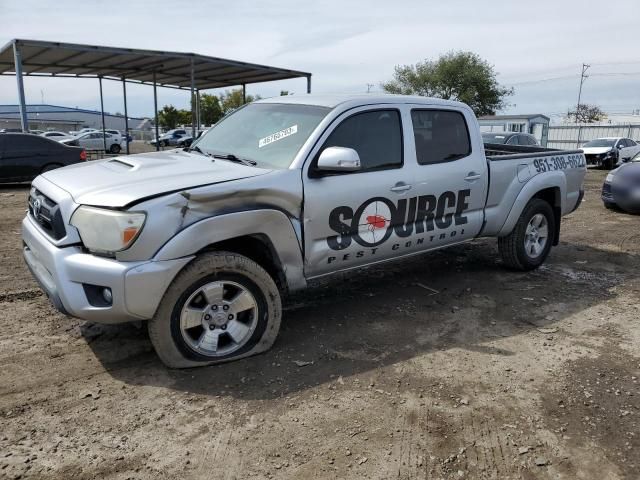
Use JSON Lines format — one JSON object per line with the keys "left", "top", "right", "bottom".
{"left": 390, "top": 183, "right": 412, "bottom": 193}
{"left": 464, "top": 172, "right": 482, "bottom": 182}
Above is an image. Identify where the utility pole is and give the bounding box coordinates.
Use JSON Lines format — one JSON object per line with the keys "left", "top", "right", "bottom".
{"left": 575, "top": 63, "right": 590, "bottom": 123}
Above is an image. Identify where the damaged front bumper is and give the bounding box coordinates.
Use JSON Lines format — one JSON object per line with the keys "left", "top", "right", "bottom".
{"left": 22, "top": 214, "right": 192, "bottom": 324}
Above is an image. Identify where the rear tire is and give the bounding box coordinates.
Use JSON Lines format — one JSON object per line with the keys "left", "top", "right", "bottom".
{"left": 498, "top": 198, "right": 556, "bottom": 271}
{"left": 148, "top": 252, "right": 282, "bottom": 369}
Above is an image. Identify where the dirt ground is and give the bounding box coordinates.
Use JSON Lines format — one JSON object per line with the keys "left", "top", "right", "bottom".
{"left": 1, "top": 169, "right": 639, "bottom": 480}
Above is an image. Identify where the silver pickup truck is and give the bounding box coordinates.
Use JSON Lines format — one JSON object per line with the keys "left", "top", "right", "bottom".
{"left": 22, "top": 95, "right": 586, "bottom": 368}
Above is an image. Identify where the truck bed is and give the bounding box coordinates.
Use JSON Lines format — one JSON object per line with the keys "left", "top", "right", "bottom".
{"left": 484, "top": 143, "right": 583, "bottom": 159}
{"left": 481, "top": 144, "right": 587, "bottom": 239}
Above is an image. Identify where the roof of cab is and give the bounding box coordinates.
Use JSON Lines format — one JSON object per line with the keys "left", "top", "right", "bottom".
{"left": 257, "top": 93, "right": 470, "bottom": 111}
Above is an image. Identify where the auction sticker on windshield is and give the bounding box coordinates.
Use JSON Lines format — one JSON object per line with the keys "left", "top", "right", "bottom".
{"left": 258, "top": 125, "right": 298, "bottom": 148}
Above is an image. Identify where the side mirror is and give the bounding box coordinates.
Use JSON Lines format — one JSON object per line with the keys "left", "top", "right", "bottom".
{"left": 617, "top": 144, "right": 624, "bottom": 149}
{"left": 317, "top": 146, "right": 361, "bottom": 172}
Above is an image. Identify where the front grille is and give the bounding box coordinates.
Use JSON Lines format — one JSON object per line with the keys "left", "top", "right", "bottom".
{"left": 28, "top": 189, "right": 66, "bottom": 240}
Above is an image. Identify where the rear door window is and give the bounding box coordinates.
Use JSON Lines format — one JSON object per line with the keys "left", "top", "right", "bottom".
{"left": 411, "top": 109, "right": 471, "bottom": 164}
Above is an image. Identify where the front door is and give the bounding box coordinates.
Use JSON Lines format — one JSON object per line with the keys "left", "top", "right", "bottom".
{"left": 302, "top": 107, "right": 412, "bottom": 277}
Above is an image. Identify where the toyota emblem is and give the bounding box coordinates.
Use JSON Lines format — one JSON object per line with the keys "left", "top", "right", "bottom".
{"left": 32, "top": 198, "right": 42, "bottom": 218}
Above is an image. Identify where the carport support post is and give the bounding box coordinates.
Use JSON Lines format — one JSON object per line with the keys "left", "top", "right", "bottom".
{"left": 190, "top": 58, "right": 196, "bottom": 139}
{"left": 122, "top": 78, "right": 130, "bottom": 155}
{"left": 306, "top": 75, "right": 311, "bottom": 94}
{"left": 242, "top": 84, "right": 246, "bottom": 104}
{"left": 98, "top": 76, "right": 107, "bottom": 152}
{"left": 12, "top": 42, "right": 29, "bottom": 132}
{"left": 196, "top": 89, "right": 201, "bottom": 130}
{"left": 153, "top": 72, "right": 159, "bottom": 152}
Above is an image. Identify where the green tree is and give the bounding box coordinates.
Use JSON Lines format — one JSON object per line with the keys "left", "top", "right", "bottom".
{"left": 219, "top": 88, "right": 261, "bottom": 113}
{"left": 568, "top": 104, "right": 605, "bottom": 123}
{"left": 177, "top": 109, "right": 192, "bottom": 126}
{"left": 157, "top": 105, "right": 181, "bottom": 129}
{"left": 199, "top": 93, "right": 224, "bottom": 125}
{"left": 382, "top": 51, "right": 513, "bottom": 116}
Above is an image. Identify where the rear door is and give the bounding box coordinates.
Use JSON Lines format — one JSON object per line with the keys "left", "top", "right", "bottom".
{"left": 302, "top": 106, "right": 413, "bottom": 277}
{"left": 407, "top": 106, "right": 488, "bottom": 249}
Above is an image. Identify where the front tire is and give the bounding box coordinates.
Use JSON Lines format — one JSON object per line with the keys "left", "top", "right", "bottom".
{"left": 498, "top": 199, "right": 555, "bottom": 271}
{"left": 109, "top": 144, "right": 121, "bottom": 154}
{"left": 148, "top": 252, "right": 282, "bottom": 368}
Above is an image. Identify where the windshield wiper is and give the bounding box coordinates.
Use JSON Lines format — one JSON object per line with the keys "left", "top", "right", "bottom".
{"left": 185, "top": 145, "right": 209, "bottom": 156}
{"left": 212, "top": 153, "right": 257, "bottom": 166}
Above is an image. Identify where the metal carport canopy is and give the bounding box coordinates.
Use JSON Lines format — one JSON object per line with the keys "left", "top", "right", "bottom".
{"left": 0, "top": 39, "right": 311, "bottom": 90}
{"left": 0, "top": 38, "right": 312, "bottom": 152}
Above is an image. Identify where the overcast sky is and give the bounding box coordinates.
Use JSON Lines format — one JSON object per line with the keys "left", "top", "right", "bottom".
{"left": 1, "top": 0, "right": 639, "bottom": 120}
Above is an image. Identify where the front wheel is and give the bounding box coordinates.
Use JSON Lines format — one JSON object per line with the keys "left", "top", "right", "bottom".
{"left": 498, "top": 199, "right": 555, "bottom": 271}
{"left": 109, "top": 144, "right": 121, "bottom": 154}
{"left": 148, "top": 252, "right": 282, "bottom": 368}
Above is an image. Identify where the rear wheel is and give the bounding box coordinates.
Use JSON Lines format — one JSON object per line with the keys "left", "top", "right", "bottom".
{"left": 498, "top": 199, "right": 555, "bottom": 271}
{"left": 148, "top": 252, "right": 282, "bottom": 368}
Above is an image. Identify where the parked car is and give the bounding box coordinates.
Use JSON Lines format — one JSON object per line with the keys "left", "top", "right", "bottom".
{"left": 0, "top": 133, "right": 86, "bottom": 183}
{"left": 61, "top": 131, "right": 122, "bottom": 153}
{"left": 176, "top": 131, "right": 207, "bottom": 148}
{"left": 69, "top": 128, "right": 97, "bottom": 136}
{"left": 150, "top": 129, "right": 188, "bottom": 147}
{"left": 0, "top": 128, "right": 23, "bottom": 133}
{"left": 104, "top": 129, "right": 123, "bottom": 145}
{"left": 41, "top": 131, "right": 74, "bottom": 142}
{"left": 29, "top": 129, "right": 44, "bottom": 135}
{"left": 482, "top": 132, "right": 540, "bottom": 146}
{"left": 602, "top": 151, "right": 640, "bottom": 213}
{"left": 22, "top": 94, "right": 586, "bottom": 368}
{"left": 581, "top": 137, "right": 640, "bottom": 170}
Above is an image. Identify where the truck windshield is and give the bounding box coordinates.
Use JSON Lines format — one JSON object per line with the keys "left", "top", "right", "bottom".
{"left": 192, "top": 103, "right": 331, "bottom": 169}
{"left": 482, "top": 133, "right": 508, "bottom": 144}
{"left": 583, "top": 139, "right": 615, "bottom": 147}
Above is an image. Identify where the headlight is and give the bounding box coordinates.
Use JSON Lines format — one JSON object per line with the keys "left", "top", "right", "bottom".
{"left": 70, "top": 206, "right": 146, "bottom": 254}
{"left": 606, "top": 173, "right": 615, "bottom": 183}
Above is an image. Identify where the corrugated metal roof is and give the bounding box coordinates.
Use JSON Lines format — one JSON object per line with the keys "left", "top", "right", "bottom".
{"left": 0, "top": 39, "right": 310, "bottom": 90}
{"left": 0, "top": 104, "right": 145, "bottom": 120}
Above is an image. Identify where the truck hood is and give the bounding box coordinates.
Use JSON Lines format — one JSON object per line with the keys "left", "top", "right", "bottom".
{"left": 581, "top": 146, "right": 612, "bottom": 155}
{"left": 41, "top": 149, "right": 271, "bottom": 207}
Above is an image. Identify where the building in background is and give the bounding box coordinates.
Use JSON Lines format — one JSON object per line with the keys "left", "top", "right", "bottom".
{"left": 478, "top": 114, "right": 550, "bottom": 147}
{"left": 0, "top": 104, "right": 149, "bottom": 133}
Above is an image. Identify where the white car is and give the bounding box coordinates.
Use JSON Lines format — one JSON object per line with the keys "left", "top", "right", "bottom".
{"left": 41, "top": 131, "right": 74, "bottom": 142}
{"left": 69, "top": 128, "right": 97, "bottom": 136}
{"left": 104, "top": 129, "right": 123, "bottom": 144}
{"left": 61, "top": 131, "right": 122, "bottom": 153}
{"left": 581, "top": 137, "right": 640, "bottom": 169}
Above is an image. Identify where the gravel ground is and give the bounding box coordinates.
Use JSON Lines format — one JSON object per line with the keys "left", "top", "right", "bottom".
{"left": 0, "top": 169, "right": 639, "bottom": 480}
